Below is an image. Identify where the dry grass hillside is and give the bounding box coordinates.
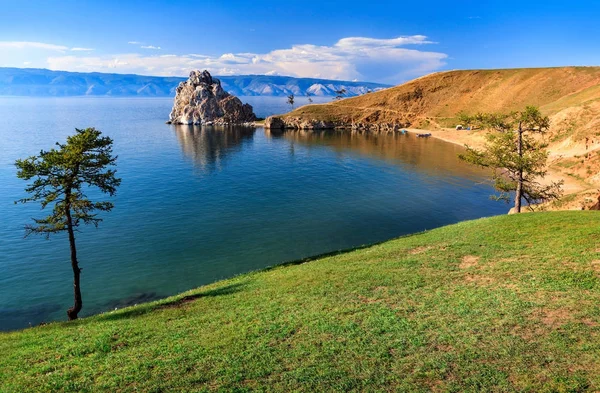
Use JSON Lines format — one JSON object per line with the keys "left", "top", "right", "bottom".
{"left": 282, "top": 67, "right": 600, "bottom": 208}
{"left": 286, "top": 67, "right": 600, "bottom": 128}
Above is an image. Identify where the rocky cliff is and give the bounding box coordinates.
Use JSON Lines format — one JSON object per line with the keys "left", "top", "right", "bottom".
{"left": 168, "top": 70, "right": 256, "bottom": 125}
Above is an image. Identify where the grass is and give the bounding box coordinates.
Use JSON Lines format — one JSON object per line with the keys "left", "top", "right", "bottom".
{"left": 2, "top": 211, "right": 600, "bottom": 392}
{"left": 549, "top": 192, "right": 579, "bottom": 209}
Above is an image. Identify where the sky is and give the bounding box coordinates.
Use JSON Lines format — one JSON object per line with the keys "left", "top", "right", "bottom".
{"left": 0, "top": 0, "right": 599, "bottom": 84}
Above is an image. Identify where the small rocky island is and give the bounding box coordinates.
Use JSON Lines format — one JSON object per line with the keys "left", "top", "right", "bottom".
{"left": 167, "top": 70, "right": 256, "bottom": 125}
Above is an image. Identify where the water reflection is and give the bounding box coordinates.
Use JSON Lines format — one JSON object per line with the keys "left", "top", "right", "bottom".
{"left": 277, "top": 129, "right": 484, "bottom": 179}
{"left": 1, "top": 98, "right": 507, "bottom": 331}
{"left": 175, "top": 126, "right": 488, "bottom": 180}
{"left": 173, "top": 125, "right": 255, "bottom": 171}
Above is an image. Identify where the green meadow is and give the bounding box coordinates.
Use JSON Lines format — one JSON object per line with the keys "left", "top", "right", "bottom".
{"left": 2, "top": 211, "right": 600, "bottom": 392}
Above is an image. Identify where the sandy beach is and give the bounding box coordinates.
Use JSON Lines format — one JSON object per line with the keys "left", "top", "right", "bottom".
{"left": 406, "top": 127, "right": 597, "bottom": 209}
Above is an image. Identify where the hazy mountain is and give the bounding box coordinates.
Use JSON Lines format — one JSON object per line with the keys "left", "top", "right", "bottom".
{"left": 0, "top": 68, "right": 389, "bottom": 98}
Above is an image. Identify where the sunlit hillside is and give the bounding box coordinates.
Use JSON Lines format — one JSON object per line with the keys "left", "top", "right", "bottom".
{"left": 283, "top": 67, "right": 600, "bottom": 203}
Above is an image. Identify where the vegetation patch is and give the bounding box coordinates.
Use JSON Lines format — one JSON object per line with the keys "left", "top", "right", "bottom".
{"left": 2, "top": 212, "right": 600, "bottom": 392}
{"left": 460, "top": 255, "right": 480, "bottom": 269}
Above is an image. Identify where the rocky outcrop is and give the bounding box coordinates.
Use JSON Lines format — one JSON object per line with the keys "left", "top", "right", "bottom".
{"left": 264, "top": 116, "right": 337, "bottom": 130}
{"left": 589, "top": 193, "right": 600, "bottom": 210}
{"left": 264, "top": 116, "right": 286, "bottom": 130}
{"left": 264, "top": 116, "right": 410, "bottom": 133}
{"left": 348, "top": 122, "right": 409, "bottom": 132}
{"left": 168, "top": 70, "right": 256, "bottom": 125}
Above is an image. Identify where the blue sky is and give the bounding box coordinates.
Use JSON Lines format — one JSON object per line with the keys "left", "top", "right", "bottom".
{"left": 0, "top": 0, "right": 598, "bottom": 84}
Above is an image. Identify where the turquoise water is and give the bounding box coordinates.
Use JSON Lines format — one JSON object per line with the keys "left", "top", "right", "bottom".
{"left": 0, "top": 97, "right": 506, "bottom": 330}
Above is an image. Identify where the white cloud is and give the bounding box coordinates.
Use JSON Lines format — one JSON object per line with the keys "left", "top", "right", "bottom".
{"left": 0, "top": 41, "right": 94, "bottom": 53}
{"left": 108, "top": 58, "right": 129, "bottom": 68}
{"left": 128, "top": 41, "right": 162, "bottom": 50}
{"left": 0, "top": 41, "right": 68, "bottom": 51}
{"left": 335, "top": 36, "right": 434, "bottom": 49}
{"left": 23, "top": 61, "right": 31, "bottom": 65}
{"left": 20, "top": 35, "right": 446, "bottom": 84}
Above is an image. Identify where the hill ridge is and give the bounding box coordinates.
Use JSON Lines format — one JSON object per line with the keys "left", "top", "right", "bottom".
{"left": 0, "top": 67, "right": 389, "bottom": 98}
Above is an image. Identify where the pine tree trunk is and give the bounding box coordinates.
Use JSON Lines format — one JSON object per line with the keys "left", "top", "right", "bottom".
{"left": 514, "top": 125, "right": 523, "bottom": 213}
{"left": 65, "top": 204, "right": 82, "bottom": 320}
{"left": 515, "top": 174, "right": 523, "bottom": 213}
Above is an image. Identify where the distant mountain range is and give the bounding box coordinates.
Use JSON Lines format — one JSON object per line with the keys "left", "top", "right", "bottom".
{"left": 0, "top": 68, "right": 389, "bottom": 98}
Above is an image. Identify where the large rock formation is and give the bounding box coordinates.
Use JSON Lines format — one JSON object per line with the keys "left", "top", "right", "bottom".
{"left": 168, "top": 70, "right": 256, "bottom": 125}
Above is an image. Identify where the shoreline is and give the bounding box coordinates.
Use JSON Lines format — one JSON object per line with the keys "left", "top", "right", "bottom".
{"left": 405, "top": 127, "right": 594, "bottom": 205}
{"left": 262, "top": 123, "right": 594, "bottom": 207}
{"left": 4, "top": 211, "right": 600, "bottom": 391}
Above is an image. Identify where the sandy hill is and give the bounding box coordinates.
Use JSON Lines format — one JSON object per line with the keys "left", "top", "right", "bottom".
{"left": 284, "top": 67, "right": 600, "bottom": 129}
{"left": 281, "top": 67, "right": 600, "bottom": 206}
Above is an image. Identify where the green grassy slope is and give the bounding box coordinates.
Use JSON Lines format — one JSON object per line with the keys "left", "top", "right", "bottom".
{"left": 2, "top": 211, "right": 600, "bottom": 392}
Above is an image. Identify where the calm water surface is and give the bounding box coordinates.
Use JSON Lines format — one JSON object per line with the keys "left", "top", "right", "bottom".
{"left": 0, "top": 97, "right": 506, "bottom": 330}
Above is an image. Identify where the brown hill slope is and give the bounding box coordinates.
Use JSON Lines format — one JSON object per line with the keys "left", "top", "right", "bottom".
{"left": 283, "top": 67, "right": 600, "bottom": 129}
{"left": 277, "top": 67, "right": 600, "bottom": 207}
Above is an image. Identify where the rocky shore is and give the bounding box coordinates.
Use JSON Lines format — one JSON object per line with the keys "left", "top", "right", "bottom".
{"left": 167, "top": 70, "right": 256, "bottom": 126}
{"left": 264, "top": 116, "right": 410, "bottom": 133}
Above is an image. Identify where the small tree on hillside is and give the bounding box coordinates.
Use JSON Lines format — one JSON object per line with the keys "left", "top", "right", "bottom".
{"left": 458, "top": 106, "right": 562, "bottom": 213}
{"left": 334, "top": 88, "right": 347, "bottom": 100}
{"left": 15, "top": 128, "right": 121, "bottom": 320}
{"left": 287, "top": 94, "right": 295, "bottom": 110}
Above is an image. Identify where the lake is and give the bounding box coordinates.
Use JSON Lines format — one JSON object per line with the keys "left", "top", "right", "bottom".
{"left": 0, "top": 96, "right": 507, "bottom": 330}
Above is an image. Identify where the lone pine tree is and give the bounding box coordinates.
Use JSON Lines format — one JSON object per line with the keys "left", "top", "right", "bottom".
{"left": 458, "top": 106, "right": 562, "bottom": 213}
{"left": 15, "top": 128, "right": 121, "bottom": 320}
{"left": 287, "top": 94, "right": 295, "bottom": 110}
